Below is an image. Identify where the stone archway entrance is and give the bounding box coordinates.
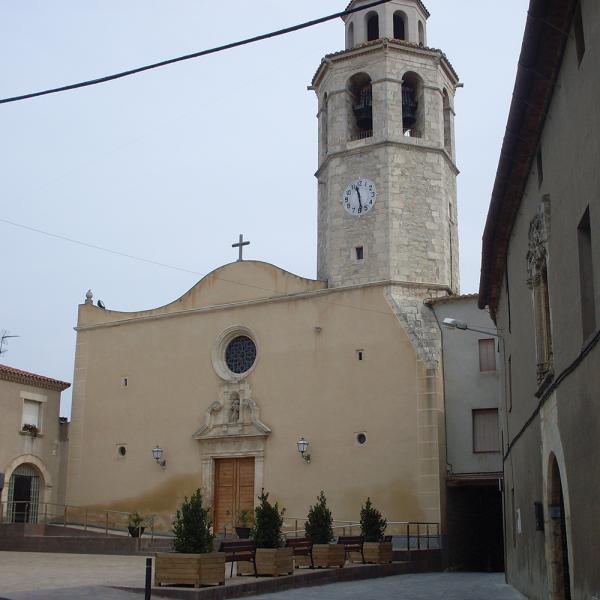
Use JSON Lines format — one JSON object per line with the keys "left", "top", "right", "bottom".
{"left": 547, "top": 455, "right": 571, "bottom": 600}
{"left": 7, "top": 464, "right": 42, "bottom": 523}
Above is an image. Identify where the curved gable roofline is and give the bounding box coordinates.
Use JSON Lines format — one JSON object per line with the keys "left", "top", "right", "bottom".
{"left": 78, "top": 261, "right": 326, "bottom": 323}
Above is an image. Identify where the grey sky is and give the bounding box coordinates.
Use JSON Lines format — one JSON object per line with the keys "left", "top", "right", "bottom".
{"left": 0, "top": 1, "right": 526, "bottom": 416}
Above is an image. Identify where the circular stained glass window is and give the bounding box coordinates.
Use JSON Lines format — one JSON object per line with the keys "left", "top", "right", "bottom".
{"left": 225, "top": 335, "right": 257, "bottom": 374}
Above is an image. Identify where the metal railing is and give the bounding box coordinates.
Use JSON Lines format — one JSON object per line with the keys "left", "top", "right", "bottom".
{"left": 282, "top": 517, "right": 440, "bottom": 551}
{"left": 0, "top": 501, "right": 157, "bottom": 542}
{"left": 349, "top": 129, "right": 373, "bottom": 141}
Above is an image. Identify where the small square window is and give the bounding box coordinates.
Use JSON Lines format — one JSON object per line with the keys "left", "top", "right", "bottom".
{"left": 122, "top": 377, "right": 128, "bottom": 387}
{"left": 479, "top": 339, "right": 496, "bottom": 372}
{"left": 473, "top": 409, "right": 500, "bottom": 453}
{"left": 356, "top": 246, "right": 364, "bottom": 260}
{"left": 357, "top": 350, "right": 364, "bottom": 361}
{"left": 22, "top": 400, "right": 42, "bottom": 431}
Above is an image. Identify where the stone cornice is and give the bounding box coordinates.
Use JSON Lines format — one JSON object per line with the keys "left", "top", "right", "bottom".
{"left": 75, "top": 280, "right": 451, "bottom": 332}
{"left": 311, "top": 38, "right": 459, "bottom": 90}
{"left": 315, "top": 139, "right": 459, "bottom": 178}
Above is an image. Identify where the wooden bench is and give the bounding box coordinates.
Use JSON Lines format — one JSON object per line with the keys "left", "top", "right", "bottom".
{"left": 337, "top": 535, "right": 365, "bottom": 563}
{"left": 218, "top": 539, "right": 257, "bottom": 577}
{"left": 286, "top": 537, "right": 313, "bottom": 568}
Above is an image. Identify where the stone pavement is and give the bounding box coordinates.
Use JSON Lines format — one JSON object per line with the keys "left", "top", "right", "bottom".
{"left": 242, "top": 572, "right": 527, "bottom": 600}
{"left": 0, "top": 551, "right": 527, "bottom": 600}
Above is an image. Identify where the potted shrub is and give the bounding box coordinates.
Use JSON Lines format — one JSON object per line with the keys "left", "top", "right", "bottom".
{"left": 127, "top": 511, "right": 145, "bottom": 538}
{"left": 236, "top": 509, "right": 253, "bottom": 539}
{"left": 305, "top": 491, "right": 344, "bottom": 568}
{"left": 251, "top": 490, "right": 293, "bottom": 576}
{"left": 360, "top": 498, "right": 392, "bottom": 564}
{"left": 21, "top": 423, "right": 39, "bottom": 437}
{"left": 155, "top": 489, "right": 225, "bottom": 588}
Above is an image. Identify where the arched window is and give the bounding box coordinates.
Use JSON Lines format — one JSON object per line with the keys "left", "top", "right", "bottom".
{"left": 348, "top": 73, "right": 373, "bottom": 140}
{"left": 402, "top": 72, "right": 424, "bottom": 138}
{"left": 418, "top": 21, "right": 425, "bottom": 46}
{"left": 347, "top": 21, "right": 355, "bottom": 49}
{"left": 366, "top": 12, "right": 379, "bottom": 42}
{"left": 443, "top": 89, "right": 451, "bottom": 150}
{"left": 393, "top": 12, "right": 406, "bottom": 40}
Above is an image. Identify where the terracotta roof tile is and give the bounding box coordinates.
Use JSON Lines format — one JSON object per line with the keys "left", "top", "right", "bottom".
{"left": 345, "top": 0, "right": 430, "bottom": 19}
{"left": 0, "top": 364, "right": 71, "bottom": 392}
{"left": 312, "top": 38, "right": 459, "bottom": 86}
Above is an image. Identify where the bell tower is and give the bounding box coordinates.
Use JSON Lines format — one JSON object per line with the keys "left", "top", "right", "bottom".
{"left": 312, "top": 0, "right": 460, "bottom": 293}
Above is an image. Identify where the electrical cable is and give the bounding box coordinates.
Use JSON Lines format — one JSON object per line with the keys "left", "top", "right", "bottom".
{"left": 0, "top": 0, "right": 392, "bottom": 105}
{"left": 0, "top": 216, "right": 450, "bottom": 319}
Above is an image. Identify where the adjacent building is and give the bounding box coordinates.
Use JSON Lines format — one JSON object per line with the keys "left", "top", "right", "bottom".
{"left": 427, "top": 295, "right": 503, "bottom": 571}
{"left": 0, "top": 364, "right": 70, "bottom": 524}
{"left": 479, "top": 0, "right": 599, "bottom": 597}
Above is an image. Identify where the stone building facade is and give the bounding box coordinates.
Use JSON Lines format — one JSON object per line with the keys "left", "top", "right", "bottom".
{"left": 479, "top": 0, "right": 600, "bottom": 597}
{"left": 66, "top": 0, "right": 463, "bottom": 537}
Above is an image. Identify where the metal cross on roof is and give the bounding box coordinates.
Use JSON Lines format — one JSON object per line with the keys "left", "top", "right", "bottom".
{"left": 232, "top": 234, "right": 250, "bottom": 262}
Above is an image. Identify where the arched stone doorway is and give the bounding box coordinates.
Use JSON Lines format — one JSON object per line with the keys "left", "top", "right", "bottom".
{"left": 547, "top": 454, "right": 571, "bottom": 600}
{"left": 7, "top": 464, "right": 43, "bottom": 523}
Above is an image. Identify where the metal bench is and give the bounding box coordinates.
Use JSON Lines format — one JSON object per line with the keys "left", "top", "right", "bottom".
{"left": 286, "top": 536, "right": 313, "bottom": 568}
{"left": 218, "top": 539, "right": 257, "bottom": 577}
{"left": 337, "top": 535, "right": 365, "bottom": 563}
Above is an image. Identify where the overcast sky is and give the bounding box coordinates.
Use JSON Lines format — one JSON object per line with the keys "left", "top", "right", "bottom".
{"left": 0, "top": 1, "right": 527, "bottom": 416}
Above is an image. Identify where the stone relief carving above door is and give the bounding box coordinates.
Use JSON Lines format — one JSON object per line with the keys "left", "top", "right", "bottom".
{"left": 193, "top": 381, "right": 271, "bottom": 441}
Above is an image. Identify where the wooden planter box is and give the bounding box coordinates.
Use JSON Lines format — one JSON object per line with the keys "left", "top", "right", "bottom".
{"left": 312, "top": 544, "right": 345, "bottom": 568}
{"left": 255, "top": 547, "right": 294, "bottom": 576}
{"left": 154, "top": 552, "right": 225, "bottom": 587}
{"left": 363, "top": 541, "right": 393, "bottom": 564}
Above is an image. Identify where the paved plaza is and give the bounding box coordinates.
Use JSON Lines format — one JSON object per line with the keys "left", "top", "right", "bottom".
{"left": 0, "top": 552, "right": 527, "bottom": 600}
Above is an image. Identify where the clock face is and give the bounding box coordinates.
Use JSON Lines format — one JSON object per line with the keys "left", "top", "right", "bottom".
{"left": 342, "top": 178, "right": 377, "bottom": 216}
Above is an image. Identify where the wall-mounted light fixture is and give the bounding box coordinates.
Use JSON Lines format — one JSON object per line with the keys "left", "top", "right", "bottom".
{"left": 297, "top": 437, "right": 311, "bottom": 464}
{"left": 152, "top": 445, "right": 166, "bottom": 469}
{"left": 442, "top": 318, "right": 501, "bottom": 338}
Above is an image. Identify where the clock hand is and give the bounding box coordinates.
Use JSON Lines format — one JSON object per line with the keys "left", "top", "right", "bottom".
{"left": 356, "top": 186, "right": 363, "bottom": 210}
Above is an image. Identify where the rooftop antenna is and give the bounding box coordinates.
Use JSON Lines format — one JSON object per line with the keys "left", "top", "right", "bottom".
{"left": 0, "top": 330, "right": 20, "bottom": 356}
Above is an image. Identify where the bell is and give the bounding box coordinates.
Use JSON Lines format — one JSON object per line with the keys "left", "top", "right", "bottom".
{"left": 353, "top": 88, "right": 373, "bottom": 131}
{"left": 402, "top": 85, "right": 418, "bottom": 129}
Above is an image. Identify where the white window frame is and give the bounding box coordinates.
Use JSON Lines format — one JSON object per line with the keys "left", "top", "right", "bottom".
{"left": 20, "top": 391, "right": 47, "bottom": 434}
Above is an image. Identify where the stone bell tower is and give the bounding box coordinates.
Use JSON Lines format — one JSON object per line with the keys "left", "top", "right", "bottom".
{"left": 311, "top": 0, "right": 460, "bottom": 295}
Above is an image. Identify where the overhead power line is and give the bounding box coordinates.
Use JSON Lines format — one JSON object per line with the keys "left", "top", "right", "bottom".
{"left": 1, "top": 0, "right": 392, "bottom": 105}
{"left": 0, "top": 216, "right": 425, "bottom": 319}
{"left": 0, "top": 217, "right": 203, "bottom": 276}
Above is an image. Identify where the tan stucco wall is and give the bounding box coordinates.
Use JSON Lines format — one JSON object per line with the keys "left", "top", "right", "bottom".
{"left": 0, "top": 379, "right": 66, "bottom": 510}
{"left": 67, "top": 261, "right": 445, "bottom": 531}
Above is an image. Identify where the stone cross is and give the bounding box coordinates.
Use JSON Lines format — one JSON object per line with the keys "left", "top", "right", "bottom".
{"left": 232, "top": 234, "right": 250, "bottom": 262}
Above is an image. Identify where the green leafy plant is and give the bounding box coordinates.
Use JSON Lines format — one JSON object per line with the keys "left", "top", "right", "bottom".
{"left": 128, "top": 511, "right": 145, "bottom": 528}
{"left": 21, "top": 423, "right": 39, "bottom": 436}
{"left": 172, "top": 489, "right": 214, "bottom": 553}
{"left": 238, "top": 509, "right": 253, "bottom": 527}
{"left": 360, "top": 497, "right": 387, "bottom": 542}
{"left": 305, "top": 491, "right": 333, "bottom": 544}
{"left": 251, "top": 490, "right": 285, "bottom": 548}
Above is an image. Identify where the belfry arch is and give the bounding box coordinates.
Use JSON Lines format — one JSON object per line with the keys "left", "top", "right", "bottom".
{"left": 347, "top": 72, "right": 373, "bottom": 140}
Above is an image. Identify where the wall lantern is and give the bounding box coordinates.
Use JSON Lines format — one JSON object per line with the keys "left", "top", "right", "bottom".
{"left": 442, "top": 317, "right": 501, "bottom": 338}
{"left": 152, "top": 445, "right": 166, "bottom": 469}
{"left": 297, "top": 437, "right": 311, "bottom": 464}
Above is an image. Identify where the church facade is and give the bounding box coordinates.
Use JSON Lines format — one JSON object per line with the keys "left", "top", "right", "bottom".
{"left": 66, "top": 0, "right": 461, "bottom": 535}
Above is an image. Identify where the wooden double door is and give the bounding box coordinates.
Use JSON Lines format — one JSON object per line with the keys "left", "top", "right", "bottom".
{"left": 213, "top": 457, "right": 255, "bottom": 535}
